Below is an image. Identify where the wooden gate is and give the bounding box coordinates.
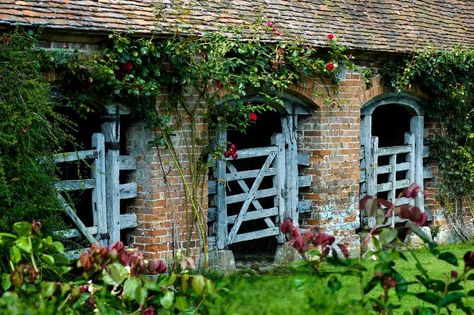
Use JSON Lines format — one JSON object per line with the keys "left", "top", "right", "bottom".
{"left": 360, "top": 131, "right": 432, "bottom": 227}
{"left": 214, "top": 134, "right": 285, "bottom": 249}
{"left": 53, "top": 131, "right": 138, "bottom": 256}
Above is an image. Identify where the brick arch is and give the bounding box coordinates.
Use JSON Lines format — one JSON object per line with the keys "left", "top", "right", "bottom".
{"left": 361, "top": 92, "right": 423, "bottom": 116}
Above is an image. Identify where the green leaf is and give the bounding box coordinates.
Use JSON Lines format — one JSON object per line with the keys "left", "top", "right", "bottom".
{"left": 394, "top": 271, "right": 408, "bottom": 296}
{"left": 104, "top": 263, "right": 128, "bottom": 285}
{"left": 51, "top": 241, "right": 65, "bottom": 253}
{"left": 123, "top": 277, "right": 141, "bottom": 301}
{"left": 415, "top": 292, "right": 441, "bottom": 305}
{"left": 364, "top": 276, "right": 379, "bottom": 294}
{"left": 15, "top": 236, "right": 32, "bottom": 253}
{"left": 10, "top": 246, "right": 21, "bottom": 263}
{"left": 412, "top": 306, "right": 435, "bottom": 315}
{"left": 40, "top": 281, "right": 57, "bottom": 297}
{"left": 467, "top": 274, "right": 474, "bottom": 281}
{"left": 438, "top": 252, "right": 458, "bottom": 266}
{"left": 1, "top": 273, "right": 11, "bottom": 290}
{"left": 175, "top": 295, "right": 189, "bottom": 311}
{"left": 380, "top": 228, "right": 398, "bottom": 245}
{"left": 160, "top": 290, "right": 175, "bottom": 309}
{"left": 41, "top": 254, "right": 55, "bottom": 266}
{"left": 135, "top": 287, "right": 147, "bottom": 305}
{"left": 438, "top": 292, "right": 465, "bottom": 307}
{"left": 13, "top": 222, "right": 32, "bottom": 236}
{"left": 191, "top": 275, "right": 206, "bottom": 296}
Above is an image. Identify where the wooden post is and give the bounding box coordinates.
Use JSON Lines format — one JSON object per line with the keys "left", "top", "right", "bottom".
{"left": 411, "top": 115, "right": 425, "bottom": 211}
{"left": 215, "top": 130, "right": 228, "bottom": 249}
{"left": 388, "top": 154, "right": 397, "bottom": 202}
{"left": 405, "top": 132, "right": 416, "bottom": 206}
{"left": 360, "top": 115, "right": 372, "bottom": 196}
{"left": 368, "top": 136, "right": 379, "bottom": 196}
{"left": 101, "top": 105, "right": 121, "bottom": 244}
{"left": 282, "top": 115, "right": 299, "bottom": 224}
{"left": 272, "top": 133, "right": 286, "bottom": 243}
{"left": 91, "top": 133, "right": 108, "bottom": 246}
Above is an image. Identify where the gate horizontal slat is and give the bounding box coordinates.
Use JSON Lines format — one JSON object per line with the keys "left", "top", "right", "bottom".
{"left": 224, "top": 146, "right": 277, "bottom": 159}
{"left": 54, "top": 179, "right": 95, "bottom": 191}
{"left": 225, "top": 187, "right": 278, "bottom": 204}
{"left": 377, "top": 145, "right": 411, "bottom": 156}
{"left": 232, "top": 227, "right": 280, "bottom": 244}
{"left": 376, "top": 162, "right": 410, "bottom": 175}
{"left": 227, "top": 207, "right": 278, "bottom": 224}
{"left": 226, "top": 167, "right": 276, "bottom": 181}
{"left": 377, "top": 179, "right": 410, "bottom": 192}
{"left": 53, "top": 150, "right": 97, "bottom": 163}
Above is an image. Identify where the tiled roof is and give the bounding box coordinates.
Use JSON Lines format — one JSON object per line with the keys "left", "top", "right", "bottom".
{"left": 0, "top": 0, "right": 157, "bottom": 34}
{"left": 1, "top": 1, "right": 474, "bottom": 52}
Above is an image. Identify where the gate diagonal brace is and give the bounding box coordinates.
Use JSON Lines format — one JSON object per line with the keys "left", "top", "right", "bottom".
{"left": 227, "top": 151, "right": 276, "bottom": 244}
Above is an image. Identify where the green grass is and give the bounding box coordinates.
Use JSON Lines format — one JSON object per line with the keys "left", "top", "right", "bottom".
{"left": 206, "top": 243, "right": 474, "bottom": 315}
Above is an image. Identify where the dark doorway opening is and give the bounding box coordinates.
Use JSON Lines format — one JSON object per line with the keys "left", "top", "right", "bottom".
{"left": 372, "top": 105, "right": 412, "bottom": 199}
{"left": 227, "top": 110, "right": 282, "bottom": 262}
{"left": 372, "top": 104, "right": 411, "bottom": 147}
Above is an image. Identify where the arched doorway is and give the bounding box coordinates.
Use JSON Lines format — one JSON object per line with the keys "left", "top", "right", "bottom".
{"left": 360, "top": 94, "right": 425, "bottom": 225}
{"left": 208, "top": 95, "right": 312, "bottom": 259}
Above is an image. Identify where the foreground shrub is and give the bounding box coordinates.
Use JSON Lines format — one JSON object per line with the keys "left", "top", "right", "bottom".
{"left": 0, "top": 221, "right": 216, "bottom": 314}
{"left": 281, "top": 184, "right": 474, "bottom": 314}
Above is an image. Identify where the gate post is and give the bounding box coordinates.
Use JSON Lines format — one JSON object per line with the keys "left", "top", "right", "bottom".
{"left": 272, "top": 133, "right": 286, "bottom": 243}
{"left": 101, "top": 105, "right": 121, "bottom": 244}
{"left": 92, "top": 133, "right": 108, "bottom": 246}
{"left": 215, "top": 130, "right": 228, "bottom": 249}
{"left": 411, "top": 115, "right": 425, "bottom": 211}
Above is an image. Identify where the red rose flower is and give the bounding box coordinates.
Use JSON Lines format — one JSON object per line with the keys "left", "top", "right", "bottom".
{"left": 266, "top": 21, "right": 274, "bottom": 27}
{"left": 249, "top": 112, "right": 257, "bottom": 122}
{"left": 121, "top": 61, "right": 134, "bottom": 72}
{"left": 232, "top": 152, "right": 238, "bottom": 160}
{"left": 326, "top": 33, "right": 335, "bottom": 40}
{"left": 326, "top": 62, "right": 335, "bottom": 72}
{"left": 216, "top": 81, "right": 224, "bottom": 89}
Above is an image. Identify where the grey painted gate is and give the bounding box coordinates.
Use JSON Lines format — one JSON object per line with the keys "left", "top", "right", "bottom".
{"left": 215, "top": 134, "right": 286, "bottom": 249}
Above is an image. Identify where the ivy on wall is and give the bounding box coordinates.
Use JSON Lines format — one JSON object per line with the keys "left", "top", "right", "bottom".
{"left": 385, "top": 48, "right": 474, "bottom": 237}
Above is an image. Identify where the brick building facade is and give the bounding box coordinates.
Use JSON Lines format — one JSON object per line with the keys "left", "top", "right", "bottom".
{"left": 2, "top": 0, "right": 474, "bottom": 262}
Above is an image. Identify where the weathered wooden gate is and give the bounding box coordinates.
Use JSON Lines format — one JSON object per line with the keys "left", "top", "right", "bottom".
{"left": 214, "top": 134, "right": 286, "bottom": 249}
{"left": 53, "top": 106, "right": 138, "bottom": 255}
{"left": 362, "top": 133, "right": 416, "bottom": 203}
{"left": 360, "top": 94, "right": 432, "bottom": 227}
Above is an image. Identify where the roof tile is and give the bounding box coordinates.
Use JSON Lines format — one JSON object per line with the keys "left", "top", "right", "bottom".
{"left": 1, "top": 1, "right": 474, "bottom": 52}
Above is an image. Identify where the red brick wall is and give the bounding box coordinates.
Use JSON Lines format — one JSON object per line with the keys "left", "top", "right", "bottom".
{"left": 126, "top": 104, "right": 207, "bottom": 260}
{"left": 126, "top": 71, "right": 452, "bottom": 260}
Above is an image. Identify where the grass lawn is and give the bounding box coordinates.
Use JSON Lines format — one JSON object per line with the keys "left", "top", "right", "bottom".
{"left": 206, "top": 243, "right": 474, "bottom": 315}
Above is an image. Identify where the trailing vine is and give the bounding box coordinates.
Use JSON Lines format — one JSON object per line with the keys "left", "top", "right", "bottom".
{"left": 51, "top": 20, "right": 353, "bottom": 264}
{"left": 386, "top": 48, "right": 474, "bottom": 239}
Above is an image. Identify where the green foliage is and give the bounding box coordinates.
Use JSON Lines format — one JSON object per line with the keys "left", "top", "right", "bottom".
{"left": 0, "top": 221, "right": 217, "bottom": 314}
{"left": 386, "top": 48, "right": 474, "bottom": 204}
{"left": 279, "top": 192, "right": 474, "bottom": 314}
{"left": 0, "top": 29, "right": 71, "bottom": 232}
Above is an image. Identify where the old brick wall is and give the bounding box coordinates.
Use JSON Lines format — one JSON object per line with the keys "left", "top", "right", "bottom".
{"left": 125, "top": 70, "right": 459, "bottom": 261}
{"left": 126, "top": 102, "right": 207, "bottom": 261}
{"left": 292, "top": 72, "right": 385, "bottom": 255}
